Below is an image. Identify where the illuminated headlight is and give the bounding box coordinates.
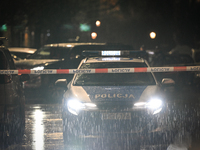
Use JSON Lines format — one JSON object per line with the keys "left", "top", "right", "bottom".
{"left": 67, "top": 100, "right": 85, "bottom": 115}
{"left": 146, "top": 98, "right": 162, "bottom": 110}
{"left": 134, "top": 98, "right": 163, "bottom": 115}
{"left": 67, "top": 100, "right": 97, "bottom": 115}
{"left": 31, "top": 66, "right": 44, "bottom": 70}
{"left": 147, "top": 98, "right": 163, "bottom": 115}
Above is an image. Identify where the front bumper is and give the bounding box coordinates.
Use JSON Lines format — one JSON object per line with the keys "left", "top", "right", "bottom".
{"left": 62, "top": 106, "right": 162, "bottom": 135}
{"left": 63, "top": 101, "right": 200, "bottom": 135}
{"left": 62, "top": 102, "right": 189, "bottom": 146}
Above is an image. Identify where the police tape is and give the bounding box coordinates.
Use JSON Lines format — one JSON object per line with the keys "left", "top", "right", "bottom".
{"left": 0, "top": 66, "right": 200, "bottom": 74}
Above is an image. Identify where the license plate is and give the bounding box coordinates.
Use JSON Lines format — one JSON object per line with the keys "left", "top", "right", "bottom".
{"left": 102, "top": 113, "right": 131, "bottom": 120}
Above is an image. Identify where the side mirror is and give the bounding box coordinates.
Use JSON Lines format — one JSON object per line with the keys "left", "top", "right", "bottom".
{"left": 161, "top": 78, "right": 175, "bottom": 85}
{"left": 161, "top": 78, "right": 175, "bottom": 93}
{"left": 55, "top": 79, "right": 68, "bottom": 87}
{"left": 19, "top": 74, "right": 30, "bottom": 82}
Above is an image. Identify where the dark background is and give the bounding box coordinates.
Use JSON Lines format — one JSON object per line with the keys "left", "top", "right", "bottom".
{"left": 0, "top": 0, "right": 200, "bottom": 50}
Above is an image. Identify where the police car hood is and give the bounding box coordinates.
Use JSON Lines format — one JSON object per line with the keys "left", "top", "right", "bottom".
{"left": 15, "top": 59, "right": 60, "bottom": 69}
{"left": 65, "top": 85, "right": 161, "bottom": 103}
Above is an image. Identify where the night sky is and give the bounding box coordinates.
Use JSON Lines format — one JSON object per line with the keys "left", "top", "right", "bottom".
{"left": 0, "top": 0, "right": 200, "bottom": 49}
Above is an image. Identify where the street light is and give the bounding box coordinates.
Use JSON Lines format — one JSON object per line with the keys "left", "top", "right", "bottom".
{"left": 150, "top": 32, "right": 156, "bottom": 39}
{"left": 91, "top": 32, "right": 97, "bottom": 39}
{"left": 96, "top": 20, "right": 101, "bottom": 27}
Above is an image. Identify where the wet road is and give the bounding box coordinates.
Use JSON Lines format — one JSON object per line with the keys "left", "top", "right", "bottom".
{"left": 2, "top": 103, "right": 200, "bottom": 150}
{"left": 3, "top": 103, "right": 168, "bottom": 150}
{"left": 2, "top": 85, "right": 200, "bottom": 150}
{"left": 4, "top": 104, "right": 64, "bottom": 150}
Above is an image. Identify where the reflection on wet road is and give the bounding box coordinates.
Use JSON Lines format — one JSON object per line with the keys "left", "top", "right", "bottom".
{"left": 33, "top": 109, "right": 44, "bottom": 150}
{"left": 3, "top": 101, "right": 200, "bottom": 150}
{"left": 5, "top": 104, "right": 64, "bottom": 150}
{"left": 3, "top": 104, "right": 166, "bottom": 150}
{"left": 0, "top": 104, "right": 171, "bottom": 150}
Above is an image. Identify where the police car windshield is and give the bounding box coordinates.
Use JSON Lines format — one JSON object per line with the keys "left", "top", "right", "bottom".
{"left": 80, "top": 61, "right": 147, "bottom": 69}
{"left": 73, "top": 62, "right": 156, "bottom": 86}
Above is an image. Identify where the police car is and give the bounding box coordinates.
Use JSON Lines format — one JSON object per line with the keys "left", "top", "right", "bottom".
{"left": 58, "top": 50, "right": 176, "bottom": 146}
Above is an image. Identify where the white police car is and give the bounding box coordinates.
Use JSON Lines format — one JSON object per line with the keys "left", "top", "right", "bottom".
{"left": 57, "top": 51, "right": 176, "bottom": 146}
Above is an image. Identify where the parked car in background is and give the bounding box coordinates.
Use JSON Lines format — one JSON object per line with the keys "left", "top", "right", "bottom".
{"left": 8, "top": 47, "right": 37, "bottom": 61}
{"left": 0, "top": 45, "right": 29, "bottom": 143}
{"left": 151, "top": 53, "right": 196, "bottom": 85}
{"left": 14, "top": 43, "right": 106, "bottom": 69}
{"left": 20, "top": 42, "right": 106, "bottom": 101}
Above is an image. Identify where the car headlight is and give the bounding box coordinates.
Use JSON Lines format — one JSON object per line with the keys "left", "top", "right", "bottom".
{"left": 66, "top": 99, "right": 97, "bottom": 115}
{"left": 67, "top": 100, "right": 85, "bottom": 115}
{"left": 146, "top": 98, "right": 162, "bottom": 110}
{"left": 134, "top": 98, "right": 163, "bottom": 115}
{"left": 31, "top": 66, "right": 44, "bottom": 70}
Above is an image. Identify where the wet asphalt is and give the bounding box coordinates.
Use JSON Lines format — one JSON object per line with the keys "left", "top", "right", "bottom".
{"left": 2, "top": 103, "right": 168, "bottom": 150}
{"left": 3, "top": 104, "right": 64, "bottom": 150}
{"left": 1, "top": 85, "right": 200, "bottom": 150}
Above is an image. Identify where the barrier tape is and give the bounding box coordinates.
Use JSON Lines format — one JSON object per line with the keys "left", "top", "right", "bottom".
{"left": 0, "top": 66, "right": 200, "bottom": 74}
